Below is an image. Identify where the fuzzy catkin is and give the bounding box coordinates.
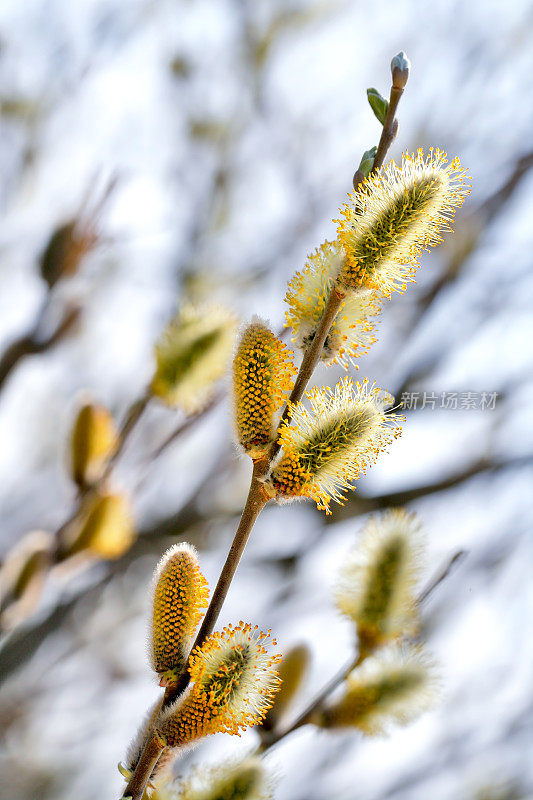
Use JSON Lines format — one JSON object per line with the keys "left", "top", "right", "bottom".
{"left": 157, "top": 623, "right": 281, "bottom": 746}
{"left": 233, "top": 321, "right": 296, "bottom": 458}
{"left": 318, "top": 645, "right": 436, "bottom": 735}
{"left": 151, "top": 304, "right": 237, "bottom": 412}
{"left": 285, "top": 240, "right": 380, "bottom": 367}
{"left": 336, "top": 509, "right": 423, "bottom": 647}
{"left": 269, "top": 378, "right": 402, "bottom": 512}
{"left": 336, "top": 148, "right": 470, "bottom": 296}
{"left": 150, "top": 543, "right": 209, "bottom": 682}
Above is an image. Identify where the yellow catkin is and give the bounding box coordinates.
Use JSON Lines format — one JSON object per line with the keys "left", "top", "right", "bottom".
{"left": 151, "top": 304, "right": 238, "bottom": 412}
{"left": 233, "top": 321, "right": 296, "bottom": 458}
{"left": 70, "top": 402, "right": 117, "bottom": 488}
{"left": 64, "top": 493, "right": 136, "bottom": 560}
{"left": 318, "top": 644, "right": 437, "bottom": 735}
{"left": 335, "top": 509, "right": 423, "bottom": 648}
{"left": 157, "top": 622, "right": 281, "bottom": 747}
{"left": 285, "top": 241, "right": 380, "bottom": 368}
{"left": 336, "top": 148, "right": 470, "bottom": 296}
{"left": 150, "top": 543, "right": 209, "bottom": 684}
{"left": 268, "top": 377, "right": 403, "bottom": 513}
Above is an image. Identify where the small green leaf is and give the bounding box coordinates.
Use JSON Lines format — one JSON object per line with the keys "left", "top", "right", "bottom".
{"left": 367, "top": 88, "right": 388, "bottom": 125}
{"left": 358, "top": 146, "right": 378, "bottom": 178}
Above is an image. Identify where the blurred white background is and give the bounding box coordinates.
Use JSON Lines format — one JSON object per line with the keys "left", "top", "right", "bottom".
{"left": 0, "top": 1, "right": 532, "bottom": 798}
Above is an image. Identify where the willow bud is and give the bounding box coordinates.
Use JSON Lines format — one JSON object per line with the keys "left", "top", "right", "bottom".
{"left": 62, "top": 493, "right": 135, "bottom": 560}
{"left": 70, "top": 402, "right": 117, "bottom": 488}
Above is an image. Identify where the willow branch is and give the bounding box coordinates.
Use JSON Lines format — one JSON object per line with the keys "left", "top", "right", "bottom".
{"left": 372, "top": 84, "right": 403, "bottom": 173}
{"left": 264, "top": 286, "right": 345, "bottom": 469}
{"left": 0, "top": 304, "right": 80, "bottom": 390}
{"left": 161, "top": 460, "right": 270, "bottom": 707}
{"left": 101, "top": 392, "right": 151, "bottom": 481}
{"left": 120, "top": 734, "right": 164, "bottom": 800}
{"left": 121, "top": 57, "right": 411, "bottom": 798}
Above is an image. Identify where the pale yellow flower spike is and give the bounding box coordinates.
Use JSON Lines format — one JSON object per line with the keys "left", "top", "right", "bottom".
{"left": 156, "top": 622, "right": 281, "bottom": 747}
{"left": 268, "top": 377, "right": 403, "bottom": 513}
{"left": 233, "top": 321, "right": 297, "bottom": 457}
{"left": 285, "top": 240, "right": 380, "bottom": 368}
{"left": 150, "top": 543, "right": 209, "bottom": 687}
{"left": 171, "top": 757, "right": 270, "bottom": 800}
{"left": 336, "top": 148, "right": 470, "bottom": 296}
{"left": 335, "top": 509, "right": 423, "bottom": 649}
{"left": 317, "top": 644, "right": 438, "bottom": 735}
{"left": 151, "top": 304, "right": 238, "bottom": 412}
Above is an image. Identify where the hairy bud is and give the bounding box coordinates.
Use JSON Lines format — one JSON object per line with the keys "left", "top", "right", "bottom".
{"left": 261, "top": 643, "right": 311, "bottom": 732}
{"left": 170, "top": 757, "right": 270, "bottom": 800}
{"left": 391, "top": 51, "right": 410, "bottom": 89}
{"left": 70, "top": 402, "right": 117, "bottom": 488}
{"left": 62, "top": 493, "right": 135, "bottom": 560}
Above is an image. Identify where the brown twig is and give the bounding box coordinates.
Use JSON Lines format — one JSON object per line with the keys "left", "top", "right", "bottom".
{"left": 162, "top": 460, "right": 271, "bottom": 705}
{"left": 121, "top": 734, "right": 164, "bottom": 800}
{"left": 0, "top": 305, "right": 80, "bottom": 390}
{"left": 264, "top": 286, "right": 346, "bottom": 470}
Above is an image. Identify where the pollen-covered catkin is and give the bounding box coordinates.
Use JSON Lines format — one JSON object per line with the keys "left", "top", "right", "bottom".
{"left": 317, "top": 644, "right": 437, "bottom": 735}
{"left": 336, "top": 149, "right": 470, "bottom": 296}
{"left": 268, "top": 377, "right": 402, "bottom": 512}
{"left": 156, "top": 623, "right": 281, "bottom": 747}
{"left": 150, "top": 543, "right": 209, "bottom": 684}
{"left": 285, "top": 241, "right": 380, "bottom": 368}
{"left": 335, "top": 509, "right": 423, "bottom": 648}
{"left": 233, "top": 321, "right": 296, "bottom": 458}
{"left": 151, "top": 304, "right": 238, "bottom": 412}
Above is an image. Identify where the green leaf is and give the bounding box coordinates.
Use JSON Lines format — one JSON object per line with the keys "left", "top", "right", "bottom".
{"left": 367, "top": 88, "right": 388, "bottom": 125}
{"left": 358, "top": 146, "right": 378, "bottom": 178}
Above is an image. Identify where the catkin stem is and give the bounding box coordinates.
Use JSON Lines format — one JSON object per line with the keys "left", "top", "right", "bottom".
{"left": 372, "top": 84, "right": 404, "bottom": 174}
{"left": 161, "top": 460, "right": 270, "bottom": 707}
{"left": 264, "top": 286, "right": 345, "bottom": 470}
{"left": 121, "top": 734, "right": 164, "bottom": 800}
{"left": 102, "top": 391, "right": 151, "bottom": 481}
